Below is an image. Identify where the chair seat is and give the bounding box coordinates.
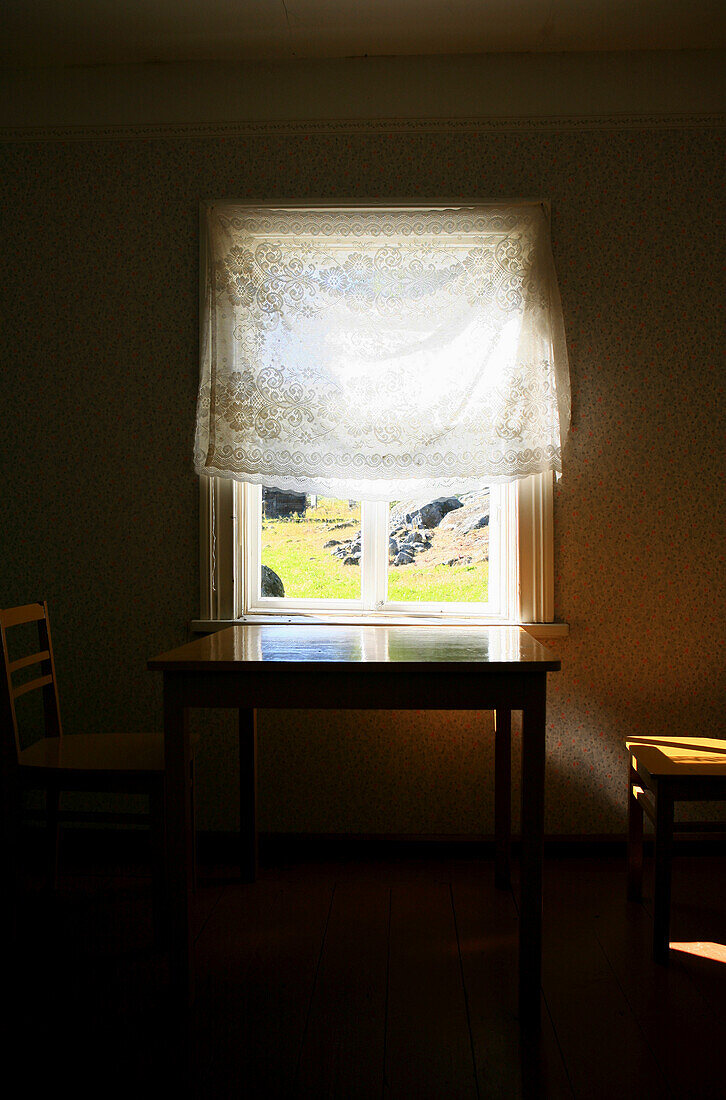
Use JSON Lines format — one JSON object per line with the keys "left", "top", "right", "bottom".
{"left": 19, "top": 732, "right": 165, "bottom": 774}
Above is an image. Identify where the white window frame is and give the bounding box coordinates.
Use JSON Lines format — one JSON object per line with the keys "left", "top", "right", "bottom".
{"left": 245, "top": 486, "right": 506, "bottom": 618}
{"left": 197, "top": 471, "right": 558, "bottom": 628}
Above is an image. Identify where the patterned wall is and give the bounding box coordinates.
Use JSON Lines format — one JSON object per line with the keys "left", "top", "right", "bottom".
{"left": 1, "top": 122, "right": 724, "bottom": 835}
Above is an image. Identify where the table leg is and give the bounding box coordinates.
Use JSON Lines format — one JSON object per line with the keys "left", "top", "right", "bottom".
{"left": 164, "top": 675, "right": 194, "bottom": 1003}
{"left": 239, "top": 708, "right": 258, "bottom": 882}
{"left": 494, "top": 708, "right": 512, "bottom": 889}
{"left": 519, "top": 676, "right": 546, "bottom": 1022}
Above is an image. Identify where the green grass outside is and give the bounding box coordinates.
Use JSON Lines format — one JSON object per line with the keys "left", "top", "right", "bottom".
{"left": 387, "top": 558, "right": 488, "bottom": 603}
{"left": 261, "top": 498, "right": 489, "bottom": 603}
{"left": 262, "top": 499, "right": 361, "bottom": 600}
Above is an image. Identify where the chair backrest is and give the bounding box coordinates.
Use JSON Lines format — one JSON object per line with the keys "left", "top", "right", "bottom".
{"left": 0, "top": 602, "right": 63, "bottom": 763}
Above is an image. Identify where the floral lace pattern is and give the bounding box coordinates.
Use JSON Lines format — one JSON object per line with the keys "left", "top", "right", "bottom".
{"left": 196, "top": 205, "right": 570, "bottom": 498}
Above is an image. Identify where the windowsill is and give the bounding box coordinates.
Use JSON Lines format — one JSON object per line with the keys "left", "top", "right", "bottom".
{"left": 191, "top": 615, "right": 569, "bottom": 639}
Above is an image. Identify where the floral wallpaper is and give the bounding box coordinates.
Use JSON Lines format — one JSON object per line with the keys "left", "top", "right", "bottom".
{"left": 1, "top": 121, "right": 724, "bottom": 835}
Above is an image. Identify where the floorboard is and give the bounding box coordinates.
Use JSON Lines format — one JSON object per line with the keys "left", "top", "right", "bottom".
{"left": 9, "top": 848, "right": 726, "bottom": 1099}
{"left": 589, "top": 860, "right": 726, "bottom": 1100}
{"left": 384, "top": 878, "right": 478, "bottom": 1099}
{"left": 193, "top": 870, "right": 335, "bottom": 1098}
{"left": 293, "top": 879, "right": 390, "bottom": 1099}
{"left": 661, "top": 853, "right": 726, "bottom": 1026}
{"left": 542, "top": 860, "right": 676, "bottom": 1100}
{"left": 451, "top": 861, "right": 573, "bottom": 1099}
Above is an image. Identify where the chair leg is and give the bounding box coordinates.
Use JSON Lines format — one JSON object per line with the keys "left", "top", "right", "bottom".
{"left": 46, "top": 787, "right": 60, "bottom": 892}
{"left": 2, "top": 774, "right": 22, "bottom": 944}
{"left": 190, "top": 758, "right": 197, "bottom": 894}
{"left": 653, "top": 784, "right": 674, "bottom": 963}
{"left": 150, "top": 781, "right": 167, "bottom": 947}
{"left": 627, "top": 762, "right": 644, "bottom": 901}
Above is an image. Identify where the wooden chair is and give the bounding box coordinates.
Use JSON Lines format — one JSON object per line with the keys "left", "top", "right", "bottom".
{"left": 0, "top": 601, "right": 195, "bottom": 941}
{"left": 626, "top": 734, "right": 726, "bottom": 961}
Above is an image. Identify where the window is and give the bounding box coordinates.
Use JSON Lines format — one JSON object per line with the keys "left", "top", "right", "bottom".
{"left": 198, "top": 471, "right": 553, "bottom": 625}
{"left": 195, "top": 202, "right": 568, "bottom": 628}
{"left": 251, "top": 483, "right": 504, "bottom": 615}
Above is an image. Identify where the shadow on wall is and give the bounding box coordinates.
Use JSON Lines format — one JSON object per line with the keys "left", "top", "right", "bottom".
{"left": 190, "top": 706, "right": 626, "bottom": 836}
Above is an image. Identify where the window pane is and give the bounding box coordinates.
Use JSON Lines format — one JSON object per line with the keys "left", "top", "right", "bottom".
{"left": 387, "top": 490, "right": 490, "bottom": 604}
{"left": 261, "top": 490, "right": 361, "bottom": 600}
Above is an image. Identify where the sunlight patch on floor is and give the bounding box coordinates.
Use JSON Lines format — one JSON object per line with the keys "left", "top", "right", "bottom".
{"left": 670, "top": 941, "right": 726, "bottom": 964}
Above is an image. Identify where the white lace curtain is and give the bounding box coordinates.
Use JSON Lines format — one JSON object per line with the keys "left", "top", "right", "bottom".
{"left": 195, "top": 203, "right": 570, "bottom": 501}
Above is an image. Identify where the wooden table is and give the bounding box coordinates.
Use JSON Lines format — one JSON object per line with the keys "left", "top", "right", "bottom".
{"left": 149, "top": 623, "right": 560, "bottom": 1019}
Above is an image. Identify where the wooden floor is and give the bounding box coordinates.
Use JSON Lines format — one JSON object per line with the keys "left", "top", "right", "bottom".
{"left": 9, "top": 846, "right": 726, "bottom": 1098}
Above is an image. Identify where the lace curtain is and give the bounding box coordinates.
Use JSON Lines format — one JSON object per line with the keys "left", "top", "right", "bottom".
{"left": 195, "top": 204, "right": 570, "bottom": 501}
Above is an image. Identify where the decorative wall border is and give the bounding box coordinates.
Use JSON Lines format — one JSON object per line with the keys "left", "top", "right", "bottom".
{"left": 1, "top": 113, "right": 724, "bottom": 142}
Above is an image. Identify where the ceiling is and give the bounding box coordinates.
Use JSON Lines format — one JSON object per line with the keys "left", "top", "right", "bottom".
{"left": 2, "top": 0, "right": 725, "bottom": 67}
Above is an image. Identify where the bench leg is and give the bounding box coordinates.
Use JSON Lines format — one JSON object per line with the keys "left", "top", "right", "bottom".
{"left": 627, "top": 762, "right": 644, "bottom": 901}
{"left": 653, "top": 784, "right": 674, "bottom": 963}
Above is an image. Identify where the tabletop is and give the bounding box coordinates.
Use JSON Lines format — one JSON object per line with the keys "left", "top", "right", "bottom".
{"left": 149, "top": 622, "right": 560, "bottom": 672}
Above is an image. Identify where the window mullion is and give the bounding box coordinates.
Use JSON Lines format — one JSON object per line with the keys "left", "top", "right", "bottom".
{"left": 360, "top": 500, "right": 388, "bottom": 611}
{"left": 373, "top": 500, "right": 389, "bottom": 609}
{"left": 487, "top": 484, "right": 505, "bottom": 619}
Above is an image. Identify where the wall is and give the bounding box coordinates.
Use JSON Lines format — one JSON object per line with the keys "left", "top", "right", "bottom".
{"left": 1, "top": 53, "right": 724, "bottom": 836}
{"left": 2, "top": 51, "right": 725, "bottom": 128}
